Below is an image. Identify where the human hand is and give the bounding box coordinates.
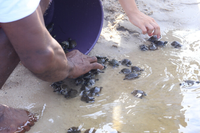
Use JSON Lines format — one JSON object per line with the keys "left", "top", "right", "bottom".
{"left": 66, "top": 50, "right": 104, "bottom": 79}
{"left": 128, "top": 10, "right": 161, "bottom": 38}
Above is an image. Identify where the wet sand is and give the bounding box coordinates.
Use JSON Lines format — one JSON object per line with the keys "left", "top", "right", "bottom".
{"left": 1, "top": 0, "right": 200, "bottom": 132}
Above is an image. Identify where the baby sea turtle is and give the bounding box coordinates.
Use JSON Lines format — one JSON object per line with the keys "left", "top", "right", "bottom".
{"left": 180, "top": 80, "right": 200, "bottom": 86}
{"left": 96, "top": 56, "right": 109, "bottom": 69}
{"left": 96, "top": 56, "right": 109, "bottom": 64}
{"left": 67, "top": 127, "right": 81, "bottom": 133}
{"left": 84, "top": 78, "right": 99, "bottom": 87}
{"left": 51, "top": 81, "right": 63, "bottom": 89}
{"left": 108, "top": 59, "right": 120, "bottom": 67}
{"left": 171, "top": 41, "right": 182, "bottom": 48}
{"left": 147, "top": 35, "right": 158, "bottom": 42}
{"left": 82, "top": 71, "right": 96, "bottom": 79}
{"left": 63, "top": 89, "right": 78, "bottom": 98}
{"left": 60, "top": 41, "right": 70, "bottom": 53}
{"left": 61, "top": 41, "right": 69, "bottom": 48}
{"left": 154, "top": 41, "right": 168, "bottom": 47}
{"left": 90, "top": 69, "right": 104, "bottom": 75}
{"left": 131, "top": 66, "right": 144, "bottom": 72}
{"left": 75, "top": 77, "right": 84, "bottom": 86}
{"left": 60, "top": 84, "right": 78, "bottom": 98}
{"left": 120, "top": 68, "right": 131, "bottom": 75}
{"left": 139, "top": 44, "right": 149, "bottom": 51}
{"left": 124, "top": 72, "right": 140, "bottom": 80}
{"left": 148, "top": 43, "right": 158, "bottom": 51}
{"left": 80, "top": 85, "right": 90, "bottom": 92}
{"left": 121, "top": 59, "right": 132, "bottom": 67}
{"left": 89, "top": 86, "right": 103, "bottom": 96}
{"left": 68, "top": 38, "right": 77, "bottom": 49}
{"left": 81, "top": 90, "right": 95, "bottom": 103}
{"left": 131, "top": 90, "right": 147, "bottom": 99}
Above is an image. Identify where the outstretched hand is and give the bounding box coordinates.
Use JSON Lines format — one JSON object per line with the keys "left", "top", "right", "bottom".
{"left": 128, "top": 10, "right": 160, "bottom": 38}
{"left": 118, "top": 0, "right": 161, "bottom": 38}
{"left": 66, "top": 50, "right": 103, "bottom": 79}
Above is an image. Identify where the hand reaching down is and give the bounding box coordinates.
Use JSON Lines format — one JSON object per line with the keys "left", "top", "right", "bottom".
{"left": 128, "top": 11, "right": 160, "bottom": 38}
{"left": 66, "top": 50, "right": 104, "bottom": 79}
{"left": 118, "top": 0, "right": 161, "bottom": 38}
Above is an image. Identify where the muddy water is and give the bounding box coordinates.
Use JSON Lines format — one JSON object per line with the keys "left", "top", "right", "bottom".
{"left": 1, "top": 0, "right": 200, "bottom": 133}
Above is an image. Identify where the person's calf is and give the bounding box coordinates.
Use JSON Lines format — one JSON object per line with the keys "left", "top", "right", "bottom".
{"left": 0, "top": 28, "right": 20, "bottom": 89}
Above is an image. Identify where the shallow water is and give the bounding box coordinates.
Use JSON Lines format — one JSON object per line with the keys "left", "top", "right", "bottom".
{"left": 1, "top": 0, "right": 200, "bottom": 133}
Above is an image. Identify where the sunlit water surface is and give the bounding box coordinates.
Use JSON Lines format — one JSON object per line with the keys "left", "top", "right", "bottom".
{"left": 1, "top": 0, "right": 200, "bottom": 133}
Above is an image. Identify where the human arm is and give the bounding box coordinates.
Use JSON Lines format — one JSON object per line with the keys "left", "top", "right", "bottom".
{"left": 0, "top": 6, "right": 103, "bottom": 82}
{"left": 119, "top": 0, "right": 160, "bottom": 38}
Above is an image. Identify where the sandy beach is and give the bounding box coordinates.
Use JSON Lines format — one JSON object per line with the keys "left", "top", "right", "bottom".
{"left": 1, "top": 0, "right": 200, "bottom": 132}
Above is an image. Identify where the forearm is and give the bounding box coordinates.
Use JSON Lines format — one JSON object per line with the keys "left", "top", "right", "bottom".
{"left": 31, "top": 36, "right": 73, "bottom": 82}
{"left": 118, "top": 0, "right": 140, "bottom": 17}
{"left": 1, "top": 6, "right": 73, "bottom": 82}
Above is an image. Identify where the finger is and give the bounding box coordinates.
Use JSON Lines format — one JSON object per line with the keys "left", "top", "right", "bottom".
{"left": 139, "top": 25, "right": 147, "bottom": 34}
{"left": 151, "top": 22, "right": 161, "bottom": 39}
{"left": 146, "top": 24, "right": 154, "bottom": 36}
{"left": 87, "top": 56, "right": 97, "bottom": 63}
{"left": 90, "top": 63, "right": 104, "bottom": 70}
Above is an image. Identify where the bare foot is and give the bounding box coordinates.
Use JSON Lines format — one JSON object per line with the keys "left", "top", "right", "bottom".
{"left": 0, "top": 104, "right": 37, "bottom": 133}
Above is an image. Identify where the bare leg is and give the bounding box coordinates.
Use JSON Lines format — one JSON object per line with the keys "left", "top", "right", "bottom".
{"left": 0, "top": 30, "right": 37, "bottom": 133}
{"left": 0, "top": 1, "right": 51, "bottom": 132}
{"left": 0, "top": 0, "right": 51, "bottom": 89}
{"left": 0, "top": 28, "right": 20, "bottom": 89}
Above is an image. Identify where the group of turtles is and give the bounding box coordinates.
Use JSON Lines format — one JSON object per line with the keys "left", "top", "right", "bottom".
{"left": 139, "top": 35, "right": 182, "bottom": 51}
{"left": 51, "top": 81, "right": 79, "bottom": 99}
{"left": 107, "top": 58, "right": 147, "bottom": 99}
{"left": 51, "top": 35, "right": 198, "bottom": 101}
{"left": 47, "top": 22, "right": 148, "bottom": 100}
{"left": 50, "top": 55, "right": 147, "bottom": 101}
{"left": 180, "top": 80, "right": 200, "bottom": 87}
{"left": 46, "top": 23, "right": 77, "bottom": 53}
{"left": 51, "top": 66, "right": 105, "bottom": 103}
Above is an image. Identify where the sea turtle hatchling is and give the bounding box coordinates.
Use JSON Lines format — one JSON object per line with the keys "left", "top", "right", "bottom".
{"left": 120, "top": 59, "right": 132, "bottom": 67}
{"left": 89, "top": 86, "right": 103, "bottom": 96}
{"left": 67, "top": 127, "right": 81, "bottom": 133}
{"left": 148, "top": 43, "right": 158, "bottom": 51}
{"left": 131, "top": 66, "right": 144, "bottom": 72}
{"left": 139, "top": 44, "right": 149, "bottom": 51}
{"left": 108, "top": 59, "right": 120, "bottom": 67}
{"left": 154, "top": 41, "right": 168, "bottom": 47}
{"left": 68, "top": 38, "right": 77, "bottom": 49}
{"left": 171, "top": 41, "right": 182, "bottom": 48}
{"left": 120, "top": 68, "right": 131, "bottom": 75}
{"left": 124, "top": 72, "right": 140, "bottom": 80}
{"left": 81, "top": 90, "right": 95, "bottom": 103}
{"left": 96, "top": 56, "right": 109, "bottom": 64}
{"left": 131, "top": 90, "right": 147, "bottom": 99}
{"left": 147, "top": 35, "right": 158, "bottom": 43}
{"left": 180, "top": 80, "right": 200, "bottom": 86}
